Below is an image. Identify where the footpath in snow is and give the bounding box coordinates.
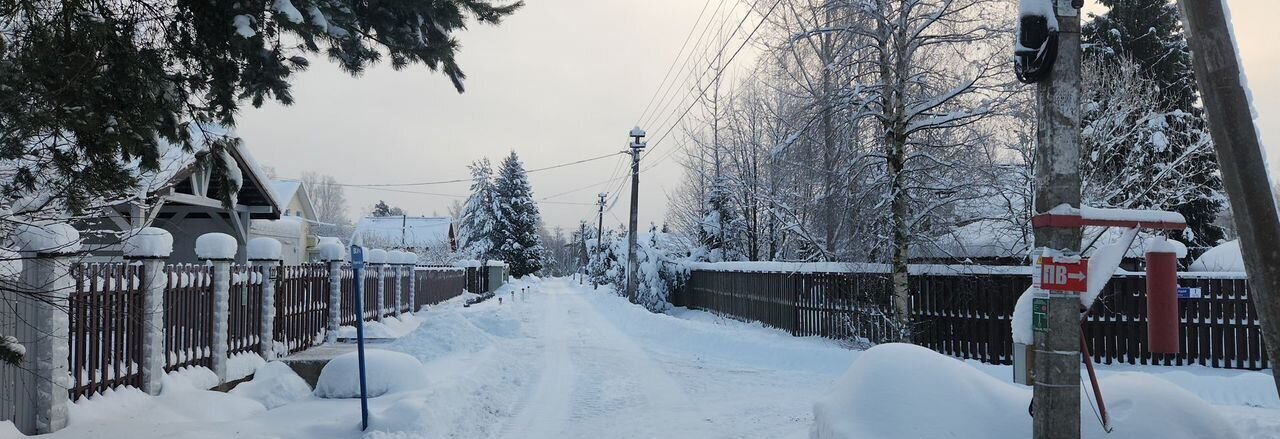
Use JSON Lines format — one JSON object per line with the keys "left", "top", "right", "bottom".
{"left": 25, "top": 277, "right": 1280, "bottom": 439}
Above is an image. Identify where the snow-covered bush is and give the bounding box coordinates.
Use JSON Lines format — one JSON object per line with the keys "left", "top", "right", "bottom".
{"left": 587, "top": 224, "right": 689, "bottom": 312}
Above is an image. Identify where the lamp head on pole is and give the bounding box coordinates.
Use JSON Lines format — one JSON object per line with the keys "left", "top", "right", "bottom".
{"left": 629, "top": 127, "right": 647, "bottom": 149}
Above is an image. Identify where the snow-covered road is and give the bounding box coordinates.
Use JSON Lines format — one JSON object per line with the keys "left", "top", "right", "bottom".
{"left": 38, "top": 277, "right": 1280, "bottom": 439}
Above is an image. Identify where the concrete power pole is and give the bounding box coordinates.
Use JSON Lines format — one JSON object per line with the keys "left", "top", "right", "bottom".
{"left": 625, "top": 128, "right": 647, "bottom": 303}
{"left": 594, "top": 192, "right": 607, "bottom": 290}
{"left": 1179, "top": 0, "right": 1280, "bottom": 397}
{"left": 1031, "top": 2, "right": 1084, "bottom": 439}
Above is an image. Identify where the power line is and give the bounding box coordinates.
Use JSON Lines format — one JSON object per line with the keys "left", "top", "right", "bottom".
{"left": 635, "top": 0, "right": 720, "bottom": 125}
{"left": 334, "top": 152, "right": 624, "bottom": 188}
{"left": 645, "top": 0, "right": 782, "bottom": 157}
{"left": 639, "top": 0, "right": 738, "bottom": 131}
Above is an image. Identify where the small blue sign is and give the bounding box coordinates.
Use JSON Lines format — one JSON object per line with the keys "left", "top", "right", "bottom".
{"left": 351, "top": 245, "right": 365, "bottom": 267}
{"left": 1177, "top": 287, "right": 1203, "bottom": 299}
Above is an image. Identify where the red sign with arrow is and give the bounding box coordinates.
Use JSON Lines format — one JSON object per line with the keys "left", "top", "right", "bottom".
{"left": 1037, "top": 257, "right": 1088, "bottom": 293}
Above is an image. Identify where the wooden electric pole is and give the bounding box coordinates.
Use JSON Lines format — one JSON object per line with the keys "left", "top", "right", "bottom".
{"left": 594, "top": 192, "right": 607, "bottom": 290}
{"left": 1032, "top": 2, "right": 1083, "bottom": 439}
{"left": 1179, "top": 0, "right": 1280, "bottom": 397}
{"left": 625, "top": 128, "right": 646, "bottom": 303}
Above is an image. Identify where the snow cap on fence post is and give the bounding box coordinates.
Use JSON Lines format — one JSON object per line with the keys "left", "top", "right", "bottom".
{"left": 197, "top": 232, "right": 235, "bottom": 382}
{"left": 247, "top": 238, "right": 281, "bottom": 359}
{"left": 367, "top": 248, "right": 387, "bottom": 264}
{"left": 9, "top": 222, "right": 79, "bottom": 434}
{"left": 247, "top": 237, "right": 283, "bottom": 262}
{"left": 13, "top": 222, "right": 81, "bottom": 256}
{"left": 123, "top": 228, "right": 172, "bottom": 396}
{"left": 122, "top": 227, "right": 173, "bottom": 259}
{"left": 387, "top": 251, "right": 405, "bottom": 317}
{"left": 318, "top": 240, "right": 345, "bottom": 262}
{"left": 195, "top": 232, "right": 238, "bottom": 261}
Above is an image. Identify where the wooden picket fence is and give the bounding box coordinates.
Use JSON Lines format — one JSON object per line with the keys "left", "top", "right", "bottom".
{"left": 682, "top": 268, "right": 1267, "bottom": 370}
{"left": 415, "top": 268, "right": 468, "bottom": 309}
{"left": 273, "top": 264, "right": 328, "bottom": 355}
{"left": 68, "top": 263, "right": 144, "bottom": 400}
{"left": 64, "top": 261, "right": 469, "bottom": 400}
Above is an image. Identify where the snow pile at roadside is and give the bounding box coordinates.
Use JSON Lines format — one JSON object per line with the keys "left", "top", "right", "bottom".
{"left": 812, "top": 343, "right": 1240, "bottom": 439}
{"left": 384, "top": 310, "right": 500, "bottom": 362}
{"left": 314, "top": 350, "right": 428, "bottom": 398}
{"left": 68, "top": 366, "right": 265, "bottom": 427}
{"left": 230, "top": 361, "right": 312, "bottom": 409}
{"left": 336, "top": 313, "right": 425, "bottom": 339}
{"left": 227, "top": 351, "right": 266, "bottom": 381}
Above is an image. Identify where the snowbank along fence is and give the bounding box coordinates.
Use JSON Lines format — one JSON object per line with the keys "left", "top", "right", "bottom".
{"left": 0, "top": 245, "right": 489, "bottom": 435}
{"left": 677, "top": 265, "right": 1264, "bottom": 370}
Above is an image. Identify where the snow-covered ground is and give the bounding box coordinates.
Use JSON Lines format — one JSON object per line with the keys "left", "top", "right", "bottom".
{"left": 26, "top": 277, "right": 1280, "bottom": 438}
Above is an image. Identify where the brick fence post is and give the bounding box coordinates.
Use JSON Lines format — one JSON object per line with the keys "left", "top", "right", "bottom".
{"left": 325, "top": 260, "right": 343, "bottom": 343}
{"left": 6, "top": 223, "right": 80, "bottom": 435}
{"left": 122, "top": 227, "right": 173, "bottom": 396}
{"left": 196, "top": 233, "right": 236, "bottom": 383}
{"left": 248, "top": 237, "right": 282, "bottom": 360}
{"left": 407, "top": 254, "right": 418, "bottom": 313}
{"left": 391, "top": 251, "right": 404, "bottom": 318}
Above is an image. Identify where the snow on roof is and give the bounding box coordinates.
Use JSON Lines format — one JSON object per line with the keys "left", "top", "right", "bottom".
{"left": 133, "top": 124, "right": 280, "bottom": 212}
{"left": 351, "top": 216, "right": 454, "bottom": 251}
{"left": 271, "top": 180, "right": 302, "bottom": 204}
{"left": 913, "top": 219, "right": 1032, "bottom": 260}
{"left": 1189, "top": 240, "right": 1245, "bottom": 273}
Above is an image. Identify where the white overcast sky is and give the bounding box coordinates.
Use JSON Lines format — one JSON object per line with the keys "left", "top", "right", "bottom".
{"left": 237, "top": 0, "right": 1280, "bottom": 231}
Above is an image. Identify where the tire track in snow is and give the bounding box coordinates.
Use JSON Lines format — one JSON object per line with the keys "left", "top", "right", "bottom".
{"left": 498, "top": 283, "right": 575, "bottom": 439}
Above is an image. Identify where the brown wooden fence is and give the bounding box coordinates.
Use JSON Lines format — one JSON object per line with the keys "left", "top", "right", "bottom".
{"left": 382, "top": 269, "right": 397, "bottom": 317}
{"left": 66, "top": 262, "right": 468, "bottom": 400}
{"left": 68, "top": 263, "right": 144, "bottom": 400}
{"left": 682, "top": 268, "right": 1266, "bottom": 370}
{"left": 274, "top": 264, "right": 328, "bottom": 355}
{"left": 228, "top": 265, "right": 263, "bottom": 356}
{"left": 415, "top": 268, "right": 467, "bottom": 309}
{"left": 339, "top": 265, "right": 358, "bottom": 326}
{"left": 163, "top": 264, "right": 213, "bottom": 372}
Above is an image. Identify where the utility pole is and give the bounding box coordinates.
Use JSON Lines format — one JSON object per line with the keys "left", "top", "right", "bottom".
{"left": 1179, "top": 0, "right": 1280, "bottom": 397}
{"left": 594, "top": 192, "right": 606, "bottom": 290}
{"left": 1031, "top": 1, "right": 1083, "bottom": 439}
{"left": 625, "top": 128, "right": 647, "bottom": 303}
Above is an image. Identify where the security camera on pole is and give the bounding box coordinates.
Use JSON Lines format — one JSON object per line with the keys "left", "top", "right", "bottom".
{"left": 625, "top": 127, "right": 646, "bottom": 303}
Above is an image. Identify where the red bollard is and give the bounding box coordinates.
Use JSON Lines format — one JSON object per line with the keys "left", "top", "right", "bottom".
{"left": 1146, "top": 240, "right": 1180, "bottom": 354}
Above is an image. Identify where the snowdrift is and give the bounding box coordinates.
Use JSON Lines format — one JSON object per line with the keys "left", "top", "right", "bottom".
{"left": 314, "top": 350, "right": 428, "bottom": 398}
{"left": 231, "top": 361, "right": 312, "bottom": 409}
{"left": 811, "top": 343, "right": 1240, "bottom": 439}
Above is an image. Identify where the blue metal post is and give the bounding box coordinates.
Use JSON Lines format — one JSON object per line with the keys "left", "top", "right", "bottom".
{"left": 350, "top": 245, "right": 370, "bottom": 430}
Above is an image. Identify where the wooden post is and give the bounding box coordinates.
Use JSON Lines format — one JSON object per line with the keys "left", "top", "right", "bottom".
{"left": 1178, "top": 0, "right": 1280, "bottom": 397}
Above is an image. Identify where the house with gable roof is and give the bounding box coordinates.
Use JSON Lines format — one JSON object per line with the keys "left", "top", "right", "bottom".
{"left": 80, "top": 127, "right": 282, "bottom": 263}
{"left": 249, "top": 179, "right": 321, "bottom": 265}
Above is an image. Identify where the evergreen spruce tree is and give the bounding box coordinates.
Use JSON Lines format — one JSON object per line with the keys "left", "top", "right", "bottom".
{"left": 458, "top": 159, "right": 499, "bottom": 260}
{"left": 492, "top": 151, "right": 545, "bottom": 277}
{"left": 370, "top": 200, "right": 405, "bottom": 217}
{"left": 1082, "top": 0, "right": 1225, "bottom": 247}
